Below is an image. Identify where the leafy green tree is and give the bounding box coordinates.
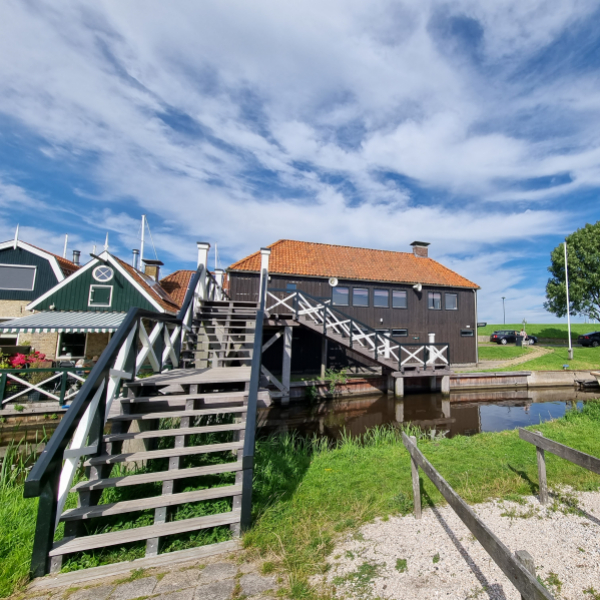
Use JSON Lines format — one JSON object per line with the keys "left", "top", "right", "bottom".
{"left": 545, "top": 221, "right": 600, "bottom": 320}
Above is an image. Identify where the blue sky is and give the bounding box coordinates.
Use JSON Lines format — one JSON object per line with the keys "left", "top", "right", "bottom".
{"left": 1, "top": 1, "right": 599, "bottom": 323}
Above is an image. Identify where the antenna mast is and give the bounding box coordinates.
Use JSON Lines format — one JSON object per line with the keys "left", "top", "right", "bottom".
{"left": 63, "top": 234, "right": 68, "bottom": 258}
{"left": 140, "top": 214, "right": 146, "bottom": 265}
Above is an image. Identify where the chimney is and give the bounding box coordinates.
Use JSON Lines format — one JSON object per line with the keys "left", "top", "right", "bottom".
{"left": 72, "top": 250, "right": 80, "bottom": 266}
{"left": 410, "top": 241, "right": 430, "bottom": 258}
{"left": 132, "top": 249, "right": 140, "bottom": 270}
{"left": 142, "top": 258, "right": 163, "bottom": 282}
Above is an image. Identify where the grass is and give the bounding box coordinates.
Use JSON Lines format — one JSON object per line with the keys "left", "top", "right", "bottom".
{"left": 246, "top": 402, "right": 600, "bottom": 598}
{"left": 482, "top": 346, "right": 600, "bottom": 372}
{"left": 477, "top": 345, "right": 532, "bottom": 361}
{"left": 478, "top": 323, "right": 598, "bottom": 340}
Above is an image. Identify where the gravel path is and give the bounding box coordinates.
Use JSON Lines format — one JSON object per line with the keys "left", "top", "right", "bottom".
{"left": 463, "top": 345, "right": 552, "bottom": 371}
{"left": 324, "top": 490, "right": 600, "bottom": 599}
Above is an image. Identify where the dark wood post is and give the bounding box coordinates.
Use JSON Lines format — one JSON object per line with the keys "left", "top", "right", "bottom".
{"left": 59, "top": 371, "right": 68, "bottom": 406}
{"left": 0, "top": 372, "right": 6, "bottom": 407}
{"left": 515, "top": 550, "right": 536, "bottom": 600}
{"left": 534, "top": 431, "right": 548, "bottom": 504}
{"left": 30, "top": 470, "right": 60, "bottom": 577}
{"left": 410, "top": 435, "right": 421, "bottom": 519}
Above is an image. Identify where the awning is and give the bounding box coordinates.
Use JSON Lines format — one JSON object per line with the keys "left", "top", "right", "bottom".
{"left": 0, "top": 311, "right": 126, "bottom": 333}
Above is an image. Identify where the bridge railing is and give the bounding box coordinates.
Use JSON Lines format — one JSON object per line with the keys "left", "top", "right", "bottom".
{"left": 265, "top": 289, "right": 449, "bottom": 370}
{"left": 23, "top": 261, "right": 217, "bottom": 577}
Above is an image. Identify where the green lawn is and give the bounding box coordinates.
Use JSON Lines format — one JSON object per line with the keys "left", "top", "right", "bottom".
{"left": 483, "top": 346, "right": 600, "bottom": 372}
{"left": 478, "top": 345, "right": 532, "bottom": 361}
{"left": 478, "top": 323, "right": 597, "bottom": 340}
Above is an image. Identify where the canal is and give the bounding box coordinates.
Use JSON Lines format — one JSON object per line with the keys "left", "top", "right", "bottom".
{"left": 257, "top": 387, "right": 600, "bottom": 439}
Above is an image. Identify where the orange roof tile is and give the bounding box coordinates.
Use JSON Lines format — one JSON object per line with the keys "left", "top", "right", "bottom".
{"left": 25, "top": 242, "right": 80, "bottom": 276}
{"left": 229, "top": 240, "right": 479, "bottom": 289}
{"left": 160, "top": 270, "right": 195, "bottom": 308}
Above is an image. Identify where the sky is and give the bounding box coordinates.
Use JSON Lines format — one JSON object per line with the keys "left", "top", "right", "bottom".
{"left": 1, "top": 1, "right": 600, "bottom": 324}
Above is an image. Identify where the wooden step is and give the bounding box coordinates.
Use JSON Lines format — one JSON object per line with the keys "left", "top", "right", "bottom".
{"left": 61, "top": 485, "right": 242, "bottom": 521}
{"left": 50, "top": 510, "right": 241, "bottom": 556}
{"left": 108, "top": 407, "right": 247, "bottom": 422}
{"left": 120, "top": 391, "right": 248, "bottom": 404}
{"left": 71, "top": 461, "right": 243, "bottom": 492}
{"left": 84, "top": 442, "right": 244, "bottom": 466}
{"left": 104, "top": 423, "right": 245, "bottom": 442}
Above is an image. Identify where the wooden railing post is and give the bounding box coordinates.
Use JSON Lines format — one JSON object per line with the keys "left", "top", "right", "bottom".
{"left": 30, "top": 469, "right": 60, "bottom": 578}
{"left": 59, "top": 371, "right": 68, "bottom": 406}
{"left": 534, "top": 431, "right": 548, "bottom": 505}
{"left": 410, "top": 435, "right": 422, "bottom": 519}
{"left": 0, "top": 372, "right": 6, "bottom": 408}
{"left": 515, "top": 550, "right": 536, "bottom": 600}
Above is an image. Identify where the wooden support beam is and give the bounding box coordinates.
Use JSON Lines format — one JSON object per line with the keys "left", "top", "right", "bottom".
{"left": 281, "top": 326, "right": 292, "bottom": 405}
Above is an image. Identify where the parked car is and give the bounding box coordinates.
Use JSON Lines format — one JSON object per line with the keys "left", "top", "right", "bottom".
{"left": 490, "top": 330, "right": 537, "bottom": 345}
{"left": 578, "top": 332, "right": 600, "bottom": 347}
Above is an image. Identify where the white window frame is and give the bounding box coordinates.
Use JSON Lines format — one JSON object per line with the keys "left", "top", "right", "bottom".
{"left": 0, "top": 263, "right": 37, "bottom": 291}
{"left": 92, "top": 265, "right": 114, "bottom": 282}
{"left": 445, "top": 293, "right": 458, "bottom": 311}
{"left": 56, "top": 332, "right": 88, "bottom": 359}
{"left": 88, "top": 284, "right": 113, "bottom": 308}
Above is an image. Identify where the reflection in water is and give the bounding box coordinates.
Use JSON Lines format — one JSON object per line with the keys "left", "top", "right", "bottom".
{"left": 257, "top": 387, "right": 600, "bottom": 440}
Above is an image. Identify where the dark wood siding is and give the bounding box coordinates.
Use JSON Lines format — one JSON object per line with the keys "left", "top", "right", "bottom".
{"left": 34, "top": 264, "right": 157, "bottom": 312}
{"left": 229, "top": 271, "right": 478, "bottom": 364}
{"left": 0, "top": 247, "right": 60, "bottom": 301}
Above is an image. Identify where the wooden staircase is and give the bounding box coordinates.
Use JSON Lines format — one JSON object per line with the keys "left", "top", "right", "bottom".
{"left": 46, "top": 300, "right": 262, "bottom": 572}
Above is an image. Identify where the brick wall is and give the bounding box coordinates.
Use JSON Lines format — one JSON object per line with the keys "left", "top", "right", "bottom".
{"left": 0, "top": 300, "right": 31, "bottom": 319}
{"left": 85, "top": 332, "right": 110, "bottom": 359}
{"left": 22, "top": 332, "right": 59, "bottom": 359}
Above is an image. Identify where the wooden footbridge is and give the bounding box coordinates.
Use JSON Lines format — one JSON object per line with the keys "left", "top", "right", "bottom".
{"left": 24, "top": 247, "right": 270, "bottom": 577}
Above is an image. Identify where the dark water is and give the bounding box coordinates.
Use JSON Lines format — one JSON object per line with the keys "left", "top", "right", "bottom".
{"left": 257, "top": 387, "right": 600, "bottom": 439}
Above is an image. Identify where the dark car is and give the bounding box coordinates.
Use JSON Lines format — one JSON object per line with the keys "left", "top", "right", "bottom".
{"left": 578, "top": 332, "right": 600, "bottom": 347}
{"left": 490, "top": 330, "right": 537, "bottom": 345}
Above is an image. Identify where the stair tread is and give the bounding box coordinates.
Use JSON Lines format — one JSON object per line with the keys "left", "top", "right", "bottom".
{"left": 71, "top": 461, "right": 243, "bottom": 492}
{"left": 120, "top": 391, "right": 248, "bottom": 403}
{"left": 84, "top": 441, "right": 244, "bottom": 466}
{"left": 108, "top": 407, "right": 247, "bottom": 421}
{"left": 104, "top": 423, "right": 245, "bottom": 442}
{"left": 50, "top": 510, "right": 241, "bottom": 556}
{"left": 61, "top": 485, "right": 242, "bottom": 521}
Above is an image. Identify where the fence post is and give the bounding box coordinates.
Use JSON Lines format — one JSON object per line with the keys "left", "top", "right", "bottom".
{"left": 410, "top": 435, "right": 422, "bottom": 519}
{"left": 59, "top": 371, "right": 68, "bottom": 406}
{"left": 514, "top": 550, "right": 536, "bottom": 600}
{"left": 534, "top": 431, "right": 548, "bottom": 505}
{"left": 0, "top": 372, "right": 6, "bottom": 408}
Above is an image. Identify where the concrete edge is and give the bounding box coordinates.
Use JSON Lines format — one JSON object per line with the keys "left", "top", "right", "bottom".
{"left": 28, "top": 540, "right": 241, "bottom": 590}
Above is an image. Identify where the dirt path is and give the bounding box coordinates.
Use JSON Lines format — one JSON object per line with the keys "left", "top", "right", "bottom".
{"left": 462, "top": 345, "right": 553, "bottom": 372}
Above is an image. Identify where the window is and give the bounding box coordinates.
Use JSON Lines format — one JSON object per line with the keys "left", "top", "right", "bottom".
{"left": 375, "top": 328, "right": 390, "bottom": 335}
{"left": 93, "top": 265, "right": 114, "bottom": 282}
{"left": 352, "top": 288, "right": 369, "bottom": 307}
{"left": 428, "top": 292, "right": 441, "bottom": 310}
{"left": 374, "top": 289, "right": 389, "bottom": 308}
{"left": 58, "top": 332, "right": 86, "bottom": 358}
{"left": 89, "top": 285, "right": 113, "bottom": 307}
{"left": 392, "top": 328, "right": 408, "bottom": 337}
{"left": 286, "top": 282, "right": 297, "bottom": 291}
{"left": 461, "top": 329, "right": 474, "bottom": 337}
{"left": 392, "top": 290, "right": 407, "bottom": 309}
{"left": 0, "top": 264, "right": 36, "bottom": 291}
{"left": 445, "top": 293, "right": 458, "bottom": 310}
{"left": 332, "top": 286, "right": 349, "bottom": 306}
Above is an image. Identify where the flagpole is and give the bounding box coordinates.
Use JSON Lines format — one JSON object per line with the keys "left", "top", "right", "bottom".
{"left": 564, "top": 241, "right": 573, "bottom": 360}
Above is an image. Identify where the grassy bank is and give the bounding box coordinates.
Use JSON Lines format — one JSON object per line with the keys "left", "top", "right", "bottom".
{"left": 246, "top": 402, "right": 600, "bottom": 598}
{"left": 3, "top": 404, "right": 600, "bottom": 598}
{"left": 482, "top": 346, "right": 600, "bottom": 372}
{"left": 478, "top": 323, "right": 595, "bottom": 340}
{"left": 477, "top": 345, "right": 532, "bottom": 361}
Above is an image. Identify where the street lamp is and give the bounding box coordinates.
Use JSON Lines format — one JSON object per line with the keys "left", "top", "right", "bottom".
{"left": 502, "top": 296, "right": 506, "bottom": 325}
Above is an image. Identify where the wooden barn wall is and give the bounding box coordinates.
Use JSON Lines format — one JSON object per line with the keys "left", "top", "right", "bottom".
{"left": 229, "top": 272, "right": 478, "bottom": 364}
{"left": 34, "top": 266, "right": 157, "bottom": 312}
{"left": 0, "top": 247, "right": 60, "bottom": 301}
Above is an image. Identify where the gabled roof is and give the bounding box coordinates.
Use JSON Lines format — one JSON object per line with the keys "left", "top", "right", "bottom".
{"left": 229, "top": 239, "right": 479, "bottom": 289}
{"left": 160, "top": 270, "right": 195, "bottom": 308}
{"left": 0, "top": 239, "right": 79, "bottom": 280}
{"left": 27, "top": 251, "right": 180, "bottom": 314}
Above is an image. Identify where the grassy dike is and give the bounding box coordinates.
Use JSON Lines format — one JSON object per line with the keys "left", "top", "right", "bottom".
{"left": 2, "top": 404, "right": 600, "bottom": 598}
{"left": 246, "top": 402, "right": 600, "bottom": 598}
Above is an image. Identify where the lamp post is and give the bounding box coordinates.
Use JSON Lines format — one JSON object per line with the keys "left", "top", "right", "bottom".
{"left": 564, "top": 242, "right": 573, "bottom": 360}
{"left": 502, "top": 296, "right": 506, "bottom": 325}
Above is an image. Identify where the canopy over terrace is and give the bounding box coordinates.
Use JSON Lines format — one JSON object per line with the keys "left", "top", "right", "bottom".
{"left": 0, "top": 311, "right": 126, "bottom": 333}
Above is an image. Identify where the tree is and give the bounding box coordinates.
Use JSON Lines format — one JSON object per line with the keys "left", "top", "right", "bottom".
{"left": 545, "top": 221, "right": 600, "bottom": 321}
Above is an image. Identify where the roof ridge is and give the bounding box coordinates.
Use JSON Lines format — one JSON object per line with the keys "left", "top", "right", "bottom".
{"left": 270, "top": 239, "right": 414, "bottom": 256}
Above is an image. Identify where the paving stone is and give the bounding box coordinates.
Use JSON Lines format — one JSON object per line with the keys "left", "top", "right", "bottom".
{"left": 152, "top": 589, "right": 194, "bottom": 600}
{"left": 109, "top": 577, "right": 157, "bottom": 600}
{"left": 197, "top": 563, "right": 237, "bottom": 583}
{"left": 154, "top": 570, "right": 200, "bottom": 593}
{"left": 69, "top": 586, "right": 115, "bottom": 600}
{"left": 239, "top": 574, "right": 277, "bottom": 596}
{"left": 193, "top": 579, "right": 235, "bottom": 600}
{"left": 238, "top": 561, "right": 259, "bottom": 574}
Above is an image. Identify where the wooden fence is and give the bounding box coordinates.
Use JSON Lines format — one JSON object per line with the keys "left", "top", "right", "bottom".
{"left": 519, "top": 428, "right": 600, "bottom": 505}
{"left": 402, "top": 432, "right": 554, "bottom": 600}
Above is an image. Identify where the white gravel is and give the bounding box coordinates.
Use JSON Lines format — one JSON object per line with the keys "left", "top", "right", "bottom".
{"left": 324, "top": 490, "right": 600, "bottom": 599}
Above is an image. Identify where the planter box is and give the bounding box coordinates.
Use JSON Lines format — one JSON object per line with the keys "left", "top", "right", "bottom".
{"left": 0, "top": 345, "right": 31, "bottom": 356}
